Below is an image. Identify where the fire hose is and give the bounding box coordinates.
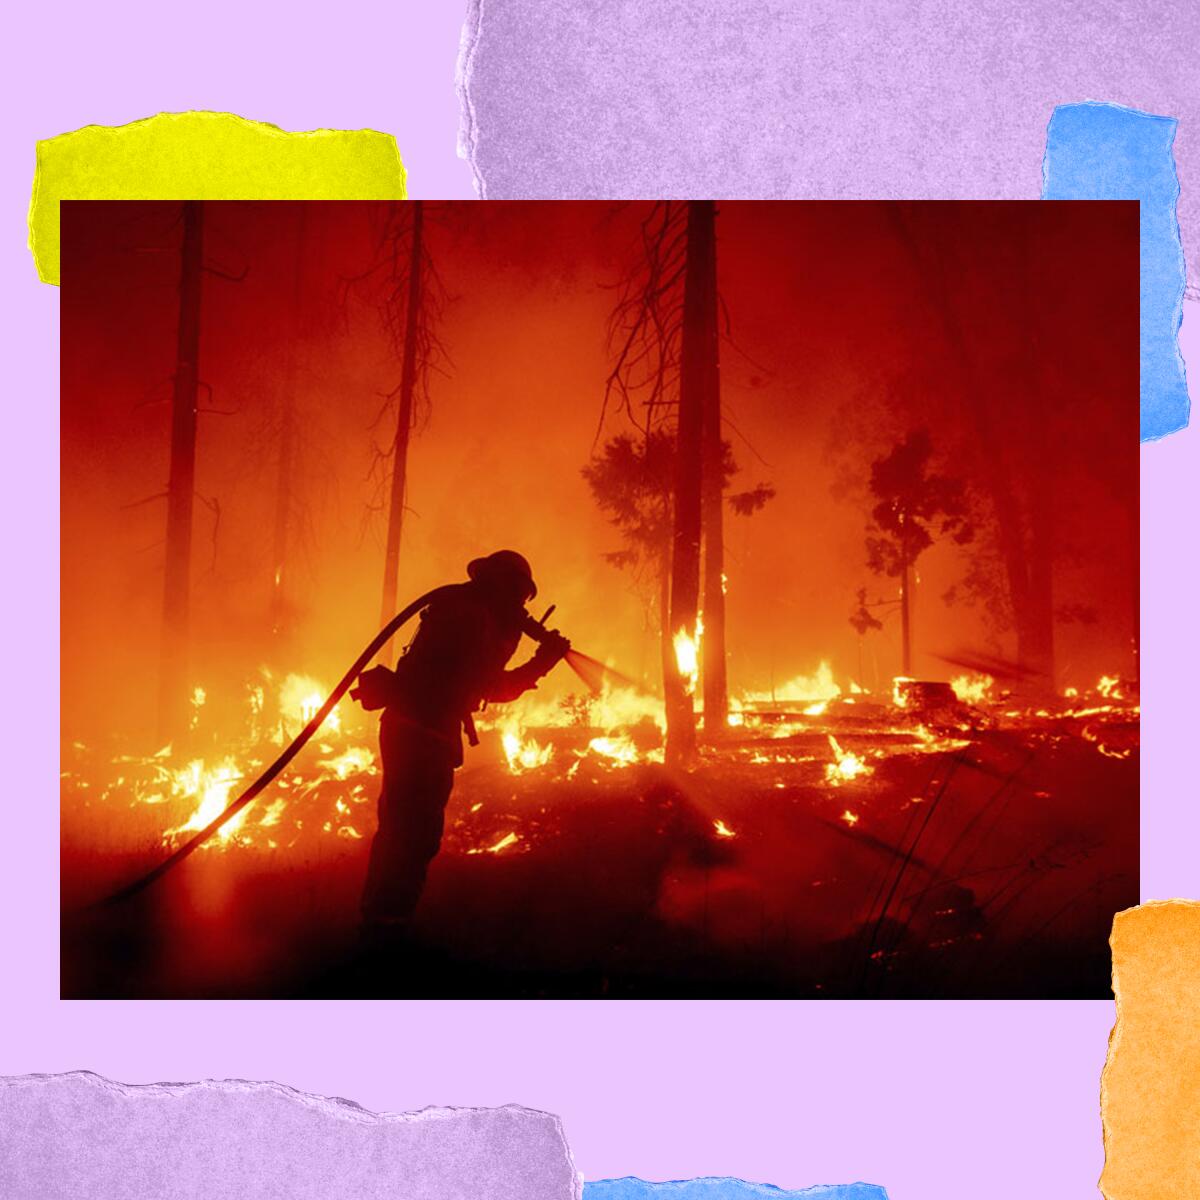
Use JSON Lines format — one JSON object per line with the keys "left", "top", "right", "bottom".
{"left": 95, "top": 587, "right": 630, "bottom": 908}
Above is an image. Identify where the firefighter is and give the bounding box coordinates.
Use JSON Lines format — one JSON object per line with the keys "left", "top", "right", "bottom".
{"left": 352, "top": 550, "right": 570, "bottom": 939}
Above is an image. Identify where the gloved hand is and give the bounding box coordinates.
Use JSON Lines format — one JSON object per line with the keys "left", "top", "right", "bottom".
{"left": 529, "top": 629, "right": 571, "bottom": 676}
{"left": 350, "top": 664, "right": 399, "bottom": 711}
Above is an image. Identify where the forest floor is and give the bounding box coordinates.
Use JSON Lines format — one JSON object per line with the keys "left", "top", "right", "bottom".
{"left": 61, "top": 696, "right": 1138, "bottom": 999}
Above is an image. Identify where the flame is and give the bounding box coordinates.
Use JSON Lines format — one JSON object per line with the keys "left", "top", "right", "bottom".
{"left": 891, "top": 677, "right": 915, "bottom": 708}
{"left": 483, "top": 677, "right": 665, "bottom": 775}
{"left": 673, "top": 620, "right": 702, "bottom": 694}
{"left": 950, "top": 673, "right": 993, "bottom": 705}
{"left": 587, "top": 735, "right": 640, "bottom": 765}
{"left": 279, "top": 673, "right": 341, "bottom": 733}
{"left": 73, "top": 640, "right": 1137, "bottom": 869}
{"left": 500, "top": 718, "right": 554, "bottom": 773}
{"left": 165, "top": 758, "right": 247, "bottom": 843}
{"left": 746, "top": 662, "right": 840, "bottom": 704}
{"left": 824, "top": 734, "right": 871, "bottom": 785}
{"left": 318, "top": 745, "right": 375, "bottom": 780}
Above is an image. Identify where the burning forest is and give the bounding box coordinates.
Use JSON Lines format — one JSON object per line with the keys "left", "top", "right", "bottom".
{"left": 60, "top": 200, "right": 1139, "bottom": 999}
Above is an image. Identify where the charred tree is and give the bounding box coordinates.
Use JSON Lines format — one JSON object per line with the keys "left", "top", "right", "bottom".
{"left": 344, "top": 201, "right": 444, "bottom": 664}
{"left": 864, "top": 429, "right": 973, "bottom": 677}
{"left": 269, "top": 205, "right": 307, "bottom": 640}
{"left": 596, "top": 202, "right": 769, "bottom": 760}
{"left": 699, "top": 202, "right": 728, "bottom": 736}
{"left": 157, "top": 201, "right": 204, "bottom": 743}
{"left": 664, "top": 201, "right": 717, "bottom": 765}
{"left": 380, "top": 200, "right": 424, "bottom": 631}
{"left": 582, "top": 429, "right": 766, "bottom": 709}
{"left": 598, "top": 201, "right": 690, "bottom": 738}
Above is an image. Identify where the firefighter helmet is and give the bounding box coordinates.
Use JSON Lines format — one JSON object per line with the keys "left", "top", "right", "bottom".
{"left": 466, "top": 549, "right": 538, "bottom": 600}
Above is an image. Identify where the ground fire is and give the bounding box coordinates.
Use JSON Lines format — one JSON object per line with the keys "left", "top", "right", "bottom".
{"left": 61, "top": 199, "right": 1138, "bottom": 999}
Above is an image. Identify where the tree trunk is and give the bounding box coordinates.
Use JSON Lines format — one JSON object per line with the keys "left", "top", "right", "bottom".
{"left": 659, "top": 547, "right": 673, "bottom": 697}
{"left": 700, "top": 202, "right": 728, "bottom": 736}
{"left": 269, "top": 205, "right": 307, "bottom": 640}
{"left": 899, "top": 551, "right": 912, "bottom": 676}
{"left": 1021, "top": 457, "right": 1055, "bottom": 687}
{"left": 380, "top": 201, "right": 424, "bottom": 650}
{"left": 665, "top": 200, "right": 711, "bottom": 766}
{"left": 157, "top": 201, "right": 204, "bottom": 743}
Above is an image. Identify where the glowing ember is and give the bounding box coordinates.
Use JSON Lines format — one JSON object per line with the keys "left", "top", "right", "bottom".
{"left": 189, "top": 686, "right": 206, "bottom": 730}
{"left": 841, "top": 809, "right": 859, "bottom": 826}
{"left": 713, "top": 818, "right": 736, "bottom": 838}
{"left": 467, "top": 831, "right": 521, "bottom": 855}
{"left": 1097, "top": 675, "right": 1124, "bottom": 700}
{"left": 891, "top": 677, "right": 915, "bottom": 708}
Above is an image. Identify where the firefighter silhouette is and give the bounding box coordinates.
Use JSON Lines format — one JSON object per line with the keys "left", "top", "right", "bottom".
{"left": 353, "top": 550, "right": 570, "bottom": 935}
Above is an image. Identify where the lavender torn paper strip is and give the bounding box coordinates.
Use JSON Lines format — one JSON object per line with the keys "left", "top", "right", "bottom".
{"left": 455, "top": 0, "right": 1200, "bottom": 289}
{"left": 1042, "top": 102, "right": 1189, "bottom": 440}
{"left": 585, "top": 1180, "right": 887, "bottom": 1199}
{"left": 0, "top": 1072, "right": 581, "bottom": 1200}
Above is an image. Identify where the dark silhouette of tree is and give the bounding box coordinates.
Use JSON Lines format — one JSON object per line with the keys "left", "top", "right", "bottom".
{"left": 157, "top": 201, "right": 204, "bottom": 742}
{"left": 345, "top": 201, "right": 448, "bottom": 659}
{"left": 268, "top": 205, "right": 308, "bottom": 642}
{"left": 864, "top": 428, "right": 973, "bottom": 675}
{"left": 584, "top": 430, "right": 772, "bottom": 703}
{"left": 884, "top": 203, "right": 1076, "bottom": 692}
{"left": 601, "top": 201, "right": 765, "bottom": 762}
{"left": 155, "top": 201, "right": 247, "bottom": 741}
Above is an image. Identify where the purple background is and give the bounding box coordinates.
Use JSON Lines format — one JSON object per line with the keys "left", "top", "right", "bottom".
{"left": 2, "top": 3, "right": 1194, "bottom": 1198}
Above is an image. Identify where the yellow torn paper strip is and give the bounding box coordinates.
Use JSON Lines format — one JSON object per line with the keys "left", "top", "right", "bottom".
{"left": 29, "top": 111, "right": 406, "bottom": 284}
{"left": 1102, "top": 900, "right": 1200, "bottom": 1199}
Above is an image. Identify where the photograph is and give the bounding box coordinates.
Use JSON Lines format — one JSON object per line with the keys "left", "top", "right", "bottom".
{"left": 60, "top": 198, "right": 1139, "bottom": 999}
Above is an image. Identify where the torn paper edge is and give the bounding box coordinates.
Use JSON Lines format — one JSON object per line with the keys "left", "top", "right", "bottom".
{"left": 456, "top": 0, "right": 486, "bottom": 198}
{"left": 1100, "top": 899, "right": 1200, "bottom": 1199}
{"left": 1, "top": 1069, "right": 582, "bottom": 1198}
{"left": 1040, "top": 99, "right": 1190, "bottom": 441}
{"left": 585, "top": 1177, "right": 888, "bottom": 1198}
{"left": 29, "top": 111, "right": 407, "bottom": 285}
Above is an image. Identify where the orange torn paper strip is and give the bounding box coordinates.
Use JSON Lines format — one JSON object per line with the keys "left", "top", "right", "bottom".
{"left": 28, "top": 111, "right": 406, "bottom": 285}
{"left": 1102, "top": 900, "right": 1200, "bottom": 1199}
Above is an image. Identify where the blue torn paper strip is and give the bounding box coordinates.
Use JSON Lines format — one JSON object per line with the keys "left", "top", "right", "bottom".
{"left": 585, "top": 1180, "right": 887, "bottom": 1199}
{"left": 1042, "top": 101, "right": 1190, "bottom": 440}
